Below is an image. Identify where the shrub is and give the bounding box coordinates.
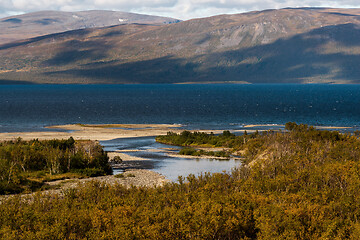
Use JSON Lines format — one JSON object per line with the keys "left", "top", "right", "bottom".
{"left": 114, "top": 173, "right": 125, "bottom": 178}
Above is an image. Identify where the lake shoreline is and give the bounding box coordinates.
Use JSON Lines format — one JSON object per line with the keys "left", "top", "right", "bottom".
{"left": 0, "top": 123, "right": 352, "bottom": 196}
{"left": 0, "top": 123, "right": 185, "bottom": 141}
{"left": 0, "top": 123, "right": 352, "bottom": 142}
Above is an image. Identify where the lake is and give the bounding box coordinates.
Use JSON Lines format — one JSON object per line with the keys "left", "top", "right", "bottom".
{"left": 1, "top": 84, "right": 360, "bottom": 132}
{"left": 1, "top": 84, "right": 360, "bottom": 180}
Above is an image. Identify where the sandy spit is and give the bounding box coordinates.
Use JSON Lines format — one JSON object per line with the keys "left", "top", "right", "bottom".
{"left": 0, "top": 123, "right": 183, "bottom": 141}
{"left": 0, "top": 124, "right": 235, "bottom": 142}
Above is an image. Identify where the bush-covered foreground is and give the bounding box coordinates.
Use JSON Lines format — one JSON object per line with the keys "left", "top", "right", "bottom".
{"left": 2, "top": 123, "right": 360, "bottom": 239}
{"left": 0, "top": 138, "right": 112, "bottom": 194}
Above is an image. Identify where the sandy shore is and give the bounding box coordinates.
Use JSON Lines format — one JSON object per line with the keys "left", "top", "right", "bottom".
{"left": 45, "top": 169, "right": 170, "bottom": 190}
{"left": 0, "top": 123, "right": 351, "bottom": 142}
{"left": 242, "top": 124, "right": 284, "bottom": 128}
{"left": 0, "top": 123, "right": 246, "bottom": 142}
{"left": 0, "top": 123, "right": 183, "bottom": 141}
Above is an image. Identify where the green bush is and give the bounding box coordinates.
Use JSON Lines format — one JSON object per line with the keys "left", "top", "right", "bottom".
{"left": 179, "top": 147, "right": 230, "bottom": 158}
{"left": 179, "top": 147, "right": 198, "bottom": 155}
{"left": 0, "top": 138, "right": 111, "bottom": 194}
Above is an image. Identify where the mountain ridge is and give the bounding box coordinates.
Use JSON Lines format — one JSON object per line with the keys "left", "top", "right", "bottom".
{"left": 0, "top": 10, "right": 180, "bottom": 44}
{"left": 1, "top": 8, "right": 360, "bottom": 84}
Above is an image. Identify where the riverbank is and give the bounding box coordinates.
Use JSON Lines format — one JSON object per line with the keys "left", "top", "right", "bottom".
{"left": 0, "top": 169, "right": 169, "bottom": 203}
{"left": 0, "top": 124, "right": 235, "bottom": 199}
{"left": 0, "top": 127, "right": 175, "bottom": 201}
{"left": 0, "top": 123, "right": 350, "bottom": 199}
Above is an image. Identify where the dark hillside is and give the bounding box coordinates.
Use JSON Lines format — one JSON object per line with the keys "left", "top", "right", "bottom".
{"left": 1, "top": 8, "right": 360, "bottom": 83}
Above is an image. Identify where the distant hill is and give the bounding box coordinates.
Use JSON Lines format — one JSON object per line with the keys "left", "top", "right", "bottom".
{"left": 0, "top": 10, "right": 180, "bottom": 44}
{"left": 1, "top": 8, "right": 360, "bottom": 84}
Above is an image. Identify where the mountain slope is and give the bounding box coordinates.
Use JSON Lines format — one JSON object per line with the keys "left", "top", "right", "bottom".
{"left": 1, "top": 8, "right": 360, "bottom": 84}
{"left": 0, "top": 10, "right": 180, "bottom": 44}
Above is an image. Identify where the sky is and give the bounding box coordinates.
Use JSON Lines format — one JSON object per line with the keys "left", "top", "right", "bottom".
{"left": 1, "top": 0, "right": 360, "bottom": 20}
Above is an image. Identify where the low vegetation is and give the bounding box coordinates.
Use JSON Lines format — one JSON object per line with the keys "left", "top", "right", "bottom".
{"left": 179, "top": 147, "right": 230, "bottom": 158}
{"left": 156, "top": 130, "right": 235, "bottom": 158}
{"left": 156, "top": 130, "right": 237, "bottom": 148}
{"left": 0, "top": 137, "right": 112, "bottom": 194}
{"left": 114, "top": 173, "right": 135, "bottom": 178}
{"left": 1, "top": 123, "right": 360, "bottom": 239}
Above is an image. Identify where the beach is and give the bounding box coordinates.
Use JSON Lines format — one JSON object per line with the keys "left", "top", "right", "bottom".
{"left": 0, "top": 123, "right": 184, "bottom": 141}
{"left": 0, "top": 123, "right": 265, "bottom": 142}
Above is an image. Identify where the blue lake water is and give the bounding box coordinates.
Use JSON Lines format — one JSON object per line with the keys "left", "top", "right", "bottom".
{"left": 1, "top": 84, "right": 360, "bottom": 180}
{"left": 1, "top": 84, "right": 360, "bottom": 132}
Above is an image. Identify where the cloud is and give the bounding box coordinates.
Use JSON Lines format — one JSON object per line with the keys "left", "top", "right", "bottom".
{"left": 1, "top": 0, "right": 360, "bottom": 20}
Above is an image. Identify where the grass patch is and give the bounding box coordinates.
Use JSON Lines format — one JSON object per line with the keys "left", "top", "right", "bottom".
{"left": 71, "top": 168, "right": 106, "bottom": 177}
{"left": 23, "top": 171, "right": 85, "bottom": 183}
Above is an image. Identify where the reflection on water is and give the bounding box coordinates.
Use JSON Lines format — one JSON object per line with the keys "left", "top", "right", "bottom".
{"left": 155, "top": 158, "right": 241, "bottom": 182}
{"left": 101, "top": 137, "right": 242, "bottom": 182}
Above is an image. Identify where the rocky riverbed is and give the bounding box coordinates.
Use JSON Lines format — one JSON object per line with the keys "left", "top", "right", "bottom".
{"left": 0, "top": 169, "right": 169, "bottom": 203}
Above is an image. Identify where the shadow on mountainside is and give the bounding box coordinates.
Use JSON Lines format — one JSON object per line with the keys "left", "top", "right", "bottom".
{"left": 46, "top": 56, "right": 202, "bottom": 83}
{"left": 202, "top": 23, "right": 360, "bottom": 83}
{"left": 44, "top": 39, "right": 108, "bottom": 66}
{"left": 0, "top": 29, "right": 91, "bottom": 51}
{"left": 45, "top": 23, "right": 360, "bottom": 83}
{"left": 0, "top": 80, "right": 34, "bottom": 84}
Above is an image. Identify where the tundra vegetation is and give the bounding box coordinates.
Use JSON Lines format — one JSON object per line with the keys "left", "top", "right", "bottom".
{"left": 0, "top": 137, "right": 112, "bottom": 194}
{"left": 1, "top": 123, "right": 360, "bottom": 239}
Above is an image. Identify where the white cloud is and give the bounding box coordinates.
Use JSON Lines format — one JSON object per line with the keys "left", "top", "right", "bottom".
{"left": 1, "top": 0, "right": 360, "bottom": 20}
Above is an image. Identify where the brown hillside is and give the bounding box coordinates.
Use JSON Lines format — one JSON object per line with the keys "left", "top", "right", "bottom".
{"left": 0, "top": 10, "right": 180, "bottom": 44}
{"left": 1, "top": 8, "right": 360, "bottom": 84}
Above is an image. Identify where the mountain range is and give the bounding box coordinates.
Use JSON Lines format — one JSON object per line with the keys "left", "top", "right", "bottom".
{"left": 1, "top": 8, "right": 360, "bottom": 84}
{"left": 0, "top": 10, "right": 179, "bottom": 45}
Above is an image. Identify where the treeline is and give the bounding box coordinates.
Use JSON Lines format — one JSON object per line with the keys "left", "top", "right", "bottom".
{"left": 156, "top": 129, "right": 259, "bottom": 158}
{"left": 156, "top": 130, "right": 238, "bottom": 148}
{"left": 2, "top": 123, "right": 360, "bottom": 238}
{"left": 0, "top": 138, "right": 112, "bottom": 194}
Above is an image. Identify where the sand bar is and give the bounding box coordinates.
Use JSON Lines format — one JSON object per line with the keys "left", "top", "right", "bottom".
{"left": 0, "top": 123, "right": 350, "bottom": 142}
{"left": 243, "top": 124, "right": 284, "bottom": 128}
{"left": 0, "top": 124, "right": 183, "bottom": 141}
{"left": 0, "top": 123, "right": 236, "bottom": 141}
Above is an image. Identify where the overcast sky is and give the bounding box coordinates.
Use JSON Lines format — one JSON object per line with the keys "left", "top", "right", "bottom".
{"left": 1, "top": 0, "right": 360, "bottom": 20}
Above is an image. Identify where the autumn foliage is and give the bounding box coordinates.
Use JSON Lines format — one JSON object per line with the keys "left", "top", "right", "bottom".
{"left": 0, "top": 138, "right": 111, "bottom": 194}
{"left": 1, "top": 123, "right": 360, "bottom": 239}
